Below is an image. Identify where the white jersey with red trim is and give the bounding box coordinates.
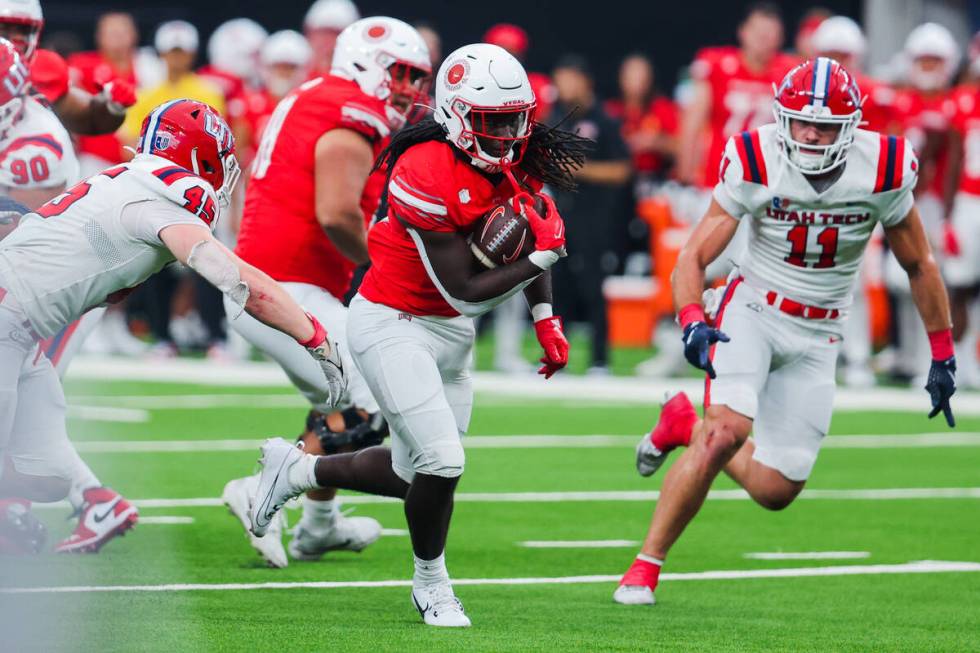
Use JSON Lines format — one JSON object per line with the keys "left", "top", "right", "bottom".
{"left": 0, "top": 153, "right": 218, "bottom": 337}
{"left": 0, "top": 96, "right": 78, "bottom": 192}
{"left": 713, "top": 124, "right": 916, "bottom": 309}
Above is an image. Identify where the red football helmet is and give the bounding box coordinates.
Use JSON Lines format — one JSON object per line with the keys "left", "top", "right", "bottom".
{"left": 773, "top": 57, "right": 862, "bottom": 174}
{"left": 0, "top": 37, "right": 28, "bottom": 139}
{"left": 0, "top": 0, "right": 42, "bottom": 61}
{"left": 136, "top": 99, "right": 241, "bottom": 208}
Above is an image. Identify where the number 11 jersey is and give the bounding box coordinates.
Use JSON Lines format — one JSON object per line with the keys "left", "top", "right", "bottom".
{"left": 713, "top": 124, "right": 917, "bottom": 309}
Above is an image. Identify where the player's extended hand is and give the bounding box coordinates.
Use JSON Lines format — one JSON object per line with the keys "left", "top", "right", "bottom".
{"left": 515, "top": 192, "right": 566, "bottom": 255}
{"left": 300, "top": 313, "right": 349, "bottom": 406}
{"left": 682, "top": 321, "right": 730, "bottom": 379}
{"left": 534, "top": 316, "right": 569, "bottom": 379}
{"left": 925, "top": 356, "right": 956, "bottom": 427}
{"left": 99, "top": 79, "right": 137, "bottom": 116}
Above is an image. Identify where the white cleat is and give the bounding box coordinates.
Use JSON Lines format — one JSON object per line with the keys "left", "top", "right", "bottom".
{"left": 288, "top": 512, "right": 382, "bottom": 561}
{"left": 412, "top": 582, "right": 471, "bottom": 627}
{"left": 249, "top": 438, "right": 307, "bottom": 538}
{"left": 613, "top": 584, "right": 656, "bottom": 605}
{"left": 222, "top": 475, "right": 288, "bottom": 568}
{"left": 635, "top": 435, "right": 666, "bottom": 478}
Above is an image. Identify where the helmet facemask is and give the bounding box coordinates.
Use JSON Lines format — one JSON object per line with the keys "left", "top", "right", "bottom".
{"left": 449, "top": 98, "right": 535, "bottom": 172}
{"left": 382, "top": 59, "right": 430, "bottom": 128}
{"left": 774, "top": 103, "right": 861, "bottom": 175}
{"left": 0, "top": 21, "right": 39, "bottom": 61}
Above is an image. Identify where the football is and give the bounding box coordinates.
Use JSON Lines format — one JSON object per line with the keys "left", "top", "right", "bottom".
{"left": 469, "top": 199, "right": 537, "bottom": 269}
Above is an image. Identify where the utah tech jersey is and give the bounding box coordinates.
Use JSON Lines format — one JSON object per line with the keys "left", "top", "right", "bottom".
{"left": 359, "top": 140, "right": 540, "bottom": 317}
{"left": 0, "top": 153, "right": 218, "bottom": 337}
{"left": 236, "top": 75, "right": 392, "bottom": 299}
{"left": 0, "top": 96, "right": 78, "bottom": 193}
{"left": 713, "top": 124, "right": 916, "bottom": 309}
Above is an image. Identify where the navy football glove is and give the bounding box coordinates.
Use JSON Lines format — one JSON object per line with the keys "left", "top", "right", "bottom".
{"left": 682, "top": 321, "right": 730, "bottom": 379}
{"left": 925, "top": 356, "right": 956, "bottom": 427}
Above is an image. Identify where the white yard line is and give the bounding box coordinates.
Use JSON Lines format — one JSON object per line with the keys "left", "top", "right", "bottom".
{"left": 63, "top": 357, "right": 980, "bottom": 414}
{"left": 4, "top": 560, "right": 978, "bottom": 594}
{"left": 519, "top": 540, "right": 640, "bottom": 548}
{"left": 66, "top": 406, "right": 150, "bottom": 423}
{"left": 31, "top": 487, "right": 980, "bottom": 512}
{"left": 744, "top": 551, "right": 871, "bottom": 560}
{"left": 380, "top": 528, "right": 409, "bottom": 536}
{"left": 138, "top": 516, "right": 195, "bottom": 525}
{"left": 70, "top": 432, "right": 980, "bottom": 454}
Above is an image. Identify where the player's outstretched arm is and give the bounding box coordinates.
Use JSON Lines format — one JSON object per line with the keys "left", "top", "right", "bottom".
{"left": 671, "top": 198, "right": 739, "bottom": 378}
{"left": 884, "top": 205, "right": 957, "bottom": 426}
{"left": 314, "top": 128, "right": 375, "bottom": 266}
{"left": 54, "top": 85, "right": 132, "bottom": 136}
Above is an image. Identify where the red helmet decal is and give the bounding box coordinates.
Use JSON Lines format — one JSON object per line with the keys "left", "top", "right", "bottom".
{"left": 445, "top": 60, "right": 469, "bottom": 91}
{"left": 365, "top": 24, "right": 389, "bottom": 41}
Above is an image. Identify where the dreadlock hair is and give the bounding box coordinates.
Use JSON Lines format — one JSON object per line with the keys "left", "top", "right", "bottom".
{"left": 373, "top": 112, "right": 594, "bottom": 194}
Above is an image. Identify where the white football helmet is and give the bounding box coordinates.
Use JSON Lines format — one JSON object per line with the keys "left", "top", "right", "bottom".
{"left": 261, "top": 30, "right": 312, "bottom": 97}
{"left": 330, "top": 17, "right": 430, "bottom": 129}
{"left": 207, "top": 18, "right": 268, "bottom": 83}
{"left": 0, "top": 0, "right": 42, "bottom": 61}
{"left": 904, "top": 22, "right": 960, "bottom": 91}
{"left": 304, "top": 0, "right": 359, "bottom": 31}
{"left": 812, "top": 16, "right": 866, "bottom": 60}
{"left": 434, "top": 43, "right": 535, "bottom": 173}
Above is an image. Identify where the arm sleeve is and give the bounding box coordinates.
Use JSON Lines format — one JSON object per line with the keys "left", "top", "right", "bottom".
{"left": 386, "top": 153, "right": 455, "bottom": 233}
{"left": 711, "top": 136, "right": 750, "bottom": 218}
{"left": 878, "top": 138, "right": 918, "bottom": 227}
{"left": 122, "top": 198, "right": 213, "bottom": 246}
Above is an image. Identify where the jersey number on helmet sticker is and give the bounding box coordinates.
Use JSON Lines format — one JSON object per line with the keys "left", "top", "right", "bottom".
{"left": 785, "top": 225, "right": 839, "bottom": 269}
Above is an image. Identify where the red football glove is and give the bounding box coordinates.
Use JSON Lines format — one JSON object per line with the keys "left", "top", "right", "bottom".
{"left": 943, "top": 221, "right": 961, "bottom": 257}
{"left": 534, "top": 316, "right": 569, "bottom": 379}
{"left": 99, "top": 79, "right": 137, "bottom": 116}
{"left": 514, "top": 192, "right": 566, "bottom": 253}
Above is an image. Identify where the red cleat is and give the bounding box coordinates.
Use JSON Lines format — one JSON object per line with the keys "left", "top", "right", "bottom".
{"left": 613, "top": 556, "right": 661, "bottom": 605}
{"left": 635, "top": 392, "right": 697, "bottom": 477}
{"left": 55, "top": 487, "right": 138, "bottom": 554}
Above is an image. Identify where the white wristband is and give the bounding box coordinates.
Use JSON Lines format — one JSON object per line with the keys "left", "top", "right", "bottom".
{"left": 528, "top": 250, "right": 560, "bottom": 270}
{"left": 530, "top": 302, "right": 553, "bottom": 322}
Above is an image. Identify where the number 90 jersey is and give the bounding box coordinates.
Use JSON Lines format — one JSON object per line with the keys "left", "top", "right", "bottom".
{"left": 0, "top": 153, "right": 218, "bottom": 338}
{"left": 0, "top": 95, "right": 78, "bottom": 191}
{"left": 713, "top": 124, "right": 917, "bottom": 309}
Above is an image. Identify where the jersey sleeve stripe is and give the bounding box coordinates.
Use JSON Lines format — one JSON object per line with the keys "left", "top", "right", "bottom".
{"left": 0, "top": 134, "right": 65, "bottom": 163}
{"left": 874, "top": 135, "right": 901, "bottom": 193}
{"left": 389, "top": 178, "right": 447, "bottom": 216}
{"left": 749, "top": 130, "right": 768, "bottom": 185}
{"left": 153, "top": 166, "right": 197, "bottom": 186}
{"left": 340, "top": 105, "right": 391, "bottom": 138}
{"left": 736, "top": 131, "right": 766, "bottom": 185}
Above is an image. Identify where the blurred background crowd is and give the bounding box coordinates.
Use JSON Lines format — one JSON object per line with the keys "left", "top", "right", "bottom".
{"left": 32, "top": 0, "right": 980, "bottom": 388}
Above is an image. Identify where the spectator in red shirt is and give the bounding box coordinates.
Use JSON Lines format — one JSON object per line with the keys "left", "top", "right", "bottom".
{"left": 605, "top": 53, "right": 678, "bottom": 181}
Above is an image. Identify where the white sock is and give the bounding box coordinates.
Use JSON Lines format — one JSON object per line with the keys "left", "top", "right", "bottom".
{"left": 637, "top": 553, "right": 664, "bottom": 566}
{"left": 414, "top": 552, "right": 449, "bottom": 586}
{"left": 286, "top": 453, "right": 321, "bottom": 492}
{"left": 65, "top": 446, "right": 101, "bottom": 510}
{"left": 300, "top": 496, "right": 338, "bottom": 529}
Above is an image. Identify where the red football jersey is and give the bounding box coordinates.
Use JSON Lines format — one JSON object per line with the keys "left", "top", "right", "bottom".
{"left": 29, "top": 48, "right": 70, "bottom": 104}
{"left": 690, "top": 46, "right": 798, "bottom": 187}
{"left": 856, "top": 75, "right": 899, "bottom": 134}
{"left": 67, "top": 50, "right": 137, "bottom": 163}
{"left": 235, "top": 75, "right": 391, "bottom": 299}
{"left": 893, "top": 87, "right": 951, "bottom": 197}
{"left": 604, "top": 95, "right": 678, "bottom": 175}
{"left": 359, "top": 140, "right": 539, "bottom": 317}
{"left": 949, "top": 84, "right": 980, "bottom": 196}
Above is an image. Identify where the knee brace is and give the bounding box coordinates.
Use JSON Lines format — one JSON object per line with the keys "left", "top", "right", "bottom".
{"left": 306, "top": 409, "right": 389, "bottom": 454}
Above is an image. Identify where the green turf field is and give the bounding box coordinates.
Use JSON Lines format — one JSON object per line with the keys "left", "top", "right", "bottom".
{"left": 2, "top": 376, "right": 979, "bottom": 652}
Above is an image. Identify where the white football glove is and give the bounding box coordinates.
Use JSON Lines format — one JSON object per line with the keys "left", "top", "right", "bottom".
{"left": 306, "top": 338, "right": 348, "bottom": 408}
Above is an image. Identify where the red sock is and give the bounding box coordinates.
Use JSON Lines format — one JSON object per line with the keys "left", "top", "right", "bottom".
{"left": 619, "top": 554, "right": 663, "bottom": 590}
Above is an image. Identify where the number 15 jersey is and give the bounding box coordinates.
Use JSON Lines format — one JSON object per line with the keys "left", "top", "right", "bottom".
{"left": 713, "top": 124, "right": 917, "bottom": 309}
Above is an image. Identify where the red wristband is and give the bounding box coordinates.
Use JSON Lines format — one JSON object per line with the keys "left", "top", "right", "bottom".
{"left": 928, "top": 329, "right": 954, "bottom": 361}
{"left": 678, "top": 303, "right": 706, "bottom": 330}
{"left": 298, "top": 313, "right": 326, "bottom": 348}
